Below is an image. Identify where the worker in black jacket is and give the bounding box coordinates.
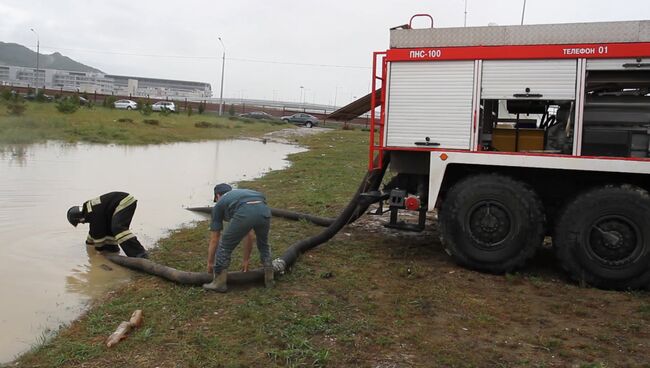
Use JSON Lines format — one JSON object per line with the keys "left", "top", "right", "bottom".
{"left": 66, "top": 192, "right": 148, "bottom": 258}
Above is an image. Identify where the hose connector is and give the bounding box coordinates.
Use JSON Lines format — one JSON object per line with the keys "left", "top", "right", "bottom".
{"left": 272, "top": 258, "right": 286, "bottom": 274}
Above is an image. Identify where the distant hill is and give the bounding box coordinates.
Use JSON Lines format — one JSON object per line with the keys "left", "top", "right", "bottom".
{"left": 0, "top": 42, "right": 102, "bottom": 73}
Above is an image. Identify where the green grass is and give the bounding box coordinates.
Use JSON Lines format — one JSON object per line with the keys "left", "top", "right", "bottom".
{"left": 0, "top": 101, "right": 288, "bottom": 145}
{"left": 11, "top": 129, "right": 650, "bottom": 368}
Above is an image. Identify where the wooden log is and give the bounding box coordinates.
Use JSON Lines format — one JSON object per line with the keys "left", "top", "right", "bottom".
{"left": 106, "top": 309, "right": 144, "bottom": 348}
{"left": 129, "top": 309, "right": 144, "bottom": 327}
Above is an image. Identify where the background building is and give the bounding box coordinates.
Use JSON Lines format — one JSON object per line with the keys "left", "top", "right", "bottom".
{"left": 0, "top": 64, "right": 211, "bottom": 98}
{"left": 107, "top": 74, "right": 212, "bottom": 98}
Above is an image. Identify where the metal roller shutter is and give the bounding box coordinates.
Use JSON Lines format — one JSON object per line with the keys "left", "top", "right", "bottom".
{"left": 385, "top": 61, "right": 475, "bottom": 149}
{"left": 482, "top": 60, "right": 577, "bottom": 100}
{"left": 586, "top": 58, "right": 650, "bottom": 70}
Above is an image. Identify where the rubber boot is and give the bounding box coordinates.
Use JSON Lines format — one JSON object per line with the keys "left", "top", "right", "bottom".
{"left": 263, "top": 260, "right": 275, "bottom": 288}
{"left": 202, "top": 271, "right": 227, "bottom": 292}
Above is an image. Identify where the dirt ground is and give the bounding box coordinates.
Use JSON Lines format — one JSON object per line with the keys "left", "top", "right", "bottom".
{"left": 262, "top": 126, "right": 332, "bottom": 144}
{"left": 344, "top": 210, "right": 650, "bottom": 368}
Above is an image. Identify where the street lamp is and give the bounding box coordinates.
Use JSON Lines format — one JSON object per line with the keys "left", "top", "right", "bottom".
{"left": 30, "top": 28, "right": 40, "bottom": 93}
{"left": 300, "top": 86, "right": 304, "bottom": 106}
{"left": 520, "top": 0, "right": 527, "bottom": 25}
{"left": 217, "top": 37, "right": 226, "bottom": 116}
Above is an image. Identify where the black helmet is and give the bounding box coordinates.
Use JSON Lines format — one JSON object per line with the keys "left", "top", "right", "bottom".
{"left": 213, "top": 183, "right": 232, "bottom": 201}
{"left": 67, "top": 206, "right": 85, "bottom": 227}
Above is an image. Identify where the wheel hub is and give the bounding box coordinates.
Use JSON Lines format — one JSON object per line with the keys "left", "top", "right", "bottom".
{"left": 467, "top": 201, "right": 512, "bottom": 249}
{"left": 588, "top": 216, "right": 641, "bottom": 267}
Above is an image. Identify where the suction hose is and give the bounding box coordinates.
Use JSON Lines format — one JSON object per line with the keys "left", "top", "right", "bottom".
{"left": 185, "top": 207, "right": 335, "bottom": 227}
{"left": 106, "top": 152, "right": 390, "bottom": 286}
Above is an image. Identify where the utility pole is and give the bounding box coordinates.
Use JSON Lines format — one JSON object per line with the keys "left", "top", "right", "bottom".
{"left": 521, "top": 0, "right": 527, "bottom": 25}
{"left": 218, "top": 37, "right": 226, "bottom": 116}
{"left": 464, "top": 0, "right": 468, "bottom": 27}
{"left": 30, "top": 28, "right": 39, "bottom": 93}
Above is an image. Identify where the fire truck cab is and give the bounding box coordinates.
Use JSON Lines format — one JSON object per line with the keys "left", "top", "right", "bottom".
{"left": 371, "top": 17, "right": 650, "bottom": 289}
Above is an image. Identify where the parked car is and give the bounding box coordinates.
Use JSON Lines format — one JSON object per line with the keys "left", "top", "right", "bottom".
{"left": 78, "top": 96, "right": 89, "bottom": 105}
{"left": 152, "top": 101, "right": 176, "bottom": 112}
{"left": 24, "top": 93, "right": 54, "bottom": 102}
{"left": 114, "top": 99, "right": 138, "bottom": 110}
{"left": 239, "top": 111, "right": 273, "bottom": 120}
{"left": 281, "top": 113, "right": 319, "bottom": 128}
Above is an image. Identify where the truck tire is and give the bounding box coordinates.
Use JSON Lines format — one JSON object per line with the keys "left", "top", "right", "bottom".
{"left": 554, "top": 185, "right": 650, "bottom": 290}
{"left": 439, "top": 174, "right": 545, "bottom": 273}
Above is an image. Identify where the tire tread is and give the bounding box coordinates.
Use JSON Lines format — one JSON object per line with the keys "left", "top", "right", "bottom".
{"left": 439, "top": 174, "right": 545, "bottom": 273}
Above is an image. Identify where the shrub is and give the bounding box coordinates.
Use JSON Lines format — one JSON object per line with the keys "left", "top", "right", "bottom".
{"left": 194, "top": 121, "right": 211, "bottom": 128}
{"left": 157, "top": 108, "right": 170, "bottom": 117}
{"left": 228, "top": 104, "right": 235, "bottom": 116}
{"left": 35, "top": 89, "right": 47, "bottom": 102}
{"left": 198, "top": 101, "right": 205, "bottom": 114}
{"left": 55, "top": 97, "right": 80, "bottom": 114}
{"left": 186, "top": 104, "right": 193, "bottom": 116}
{"left": 103, "top": 96, "right": 118, "bottom": 108}
{"left": 1, "top": 88, "right": 14, "bottom": 101}
{"left": 136, "top": 98, "right": 146, "bottom": 110}
{"left": 140, "top": 103, "right": 153, "bottom": 116}
{"left": 194, "top": 121, "right": 225, "bottom": 128}
{"left": 6, "top": 94, "right": 26, "bottom": 116}
{"left": 143, "top": 119, "right": 160, "bottom": 126}
{"left": 342, "top": 122, "right": 355, "bottom": 130}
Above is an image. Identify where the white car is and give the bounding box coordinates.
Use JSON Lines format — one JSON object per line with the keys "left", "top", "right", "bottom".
{"left": 152, "top": 101, "right": 176, "bottom": 112}
{"left": 114, "top": 99, "right": 138, "bottom": 110}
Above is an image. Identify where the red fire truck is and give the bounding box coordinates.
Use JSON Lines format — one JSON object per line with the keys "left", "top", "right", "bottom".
{"left": 369, "top": 15, "right": 650, "bottom": 289}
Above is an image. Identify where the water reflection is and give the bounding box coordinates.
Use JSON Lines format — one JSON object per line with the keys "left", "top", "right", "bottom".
{"left": 0, "top": 139, "right": 305, "bottom": 363}
{"left": 0, "top": 145, "right": 29, "bottom": 166}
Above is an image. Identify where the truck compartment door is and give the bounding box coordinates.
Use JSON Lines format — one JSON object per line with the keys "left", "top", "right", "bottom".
{"left": 385, "top": 60, "right": 476, "bottom": 149}
{"left": 481, "top": 60, "right": 577, "bottom": 100}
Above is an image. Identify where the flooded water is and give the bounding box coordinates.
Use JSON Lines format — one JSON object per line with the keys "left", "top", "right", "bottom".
{"left": 0, "top": 139, "right": 305, "bottom": 363}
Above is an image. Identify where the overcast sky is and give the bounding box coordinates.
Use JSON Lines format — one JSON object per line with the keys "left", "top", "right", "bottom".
{"left": 1, "top": 0, "right": 649, "bottom": 106}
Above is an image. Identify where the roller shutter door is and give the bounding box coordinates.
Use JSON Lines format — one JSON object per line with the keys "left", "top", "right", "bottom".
{"left": 482, "top": 59, "right": 578, "bottom": 100}
{"left": 385, "top": 61, "right": 475, "bottom": 149}
{"left": 586, "top": 58, "right": 650, "bottom": 70}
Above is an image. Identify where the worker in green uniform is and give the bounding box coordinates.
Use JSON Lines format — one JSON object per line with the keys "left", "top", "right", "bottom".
{"left": 203, "top": 183, "right": 274, "bottom": 292}
{"left": 66, "top": 192, "right": 149, "bottom": 258}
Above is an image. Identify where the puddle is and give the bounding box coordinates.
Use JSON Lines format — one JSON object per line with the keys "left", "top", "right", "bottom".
{"left": 0, "top": 139, "right": 305, "bottom": 363}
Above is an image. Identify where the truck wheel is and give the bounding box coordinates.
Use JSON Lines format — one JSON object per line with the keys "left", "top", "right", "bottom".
{"left": 554, "top": 186, "right": 650, "bottom": 290}
{"left": 439, "top": 174, "right": 545, "bottom": 273}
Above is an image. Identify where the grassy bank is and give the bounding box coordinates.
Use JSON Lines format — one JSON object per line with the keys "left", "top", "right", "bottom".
{"left": 13, "top": 129, "right": 650, "bottom": 367}
{"left": 0, "top": 102, "right": 287, "bottom": 145}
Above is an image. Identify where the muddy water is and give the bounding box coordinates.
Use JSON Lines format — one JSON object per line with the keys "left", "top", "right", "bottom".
{"left": 0, "top": 140, "right": 305, "bottom": 363}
